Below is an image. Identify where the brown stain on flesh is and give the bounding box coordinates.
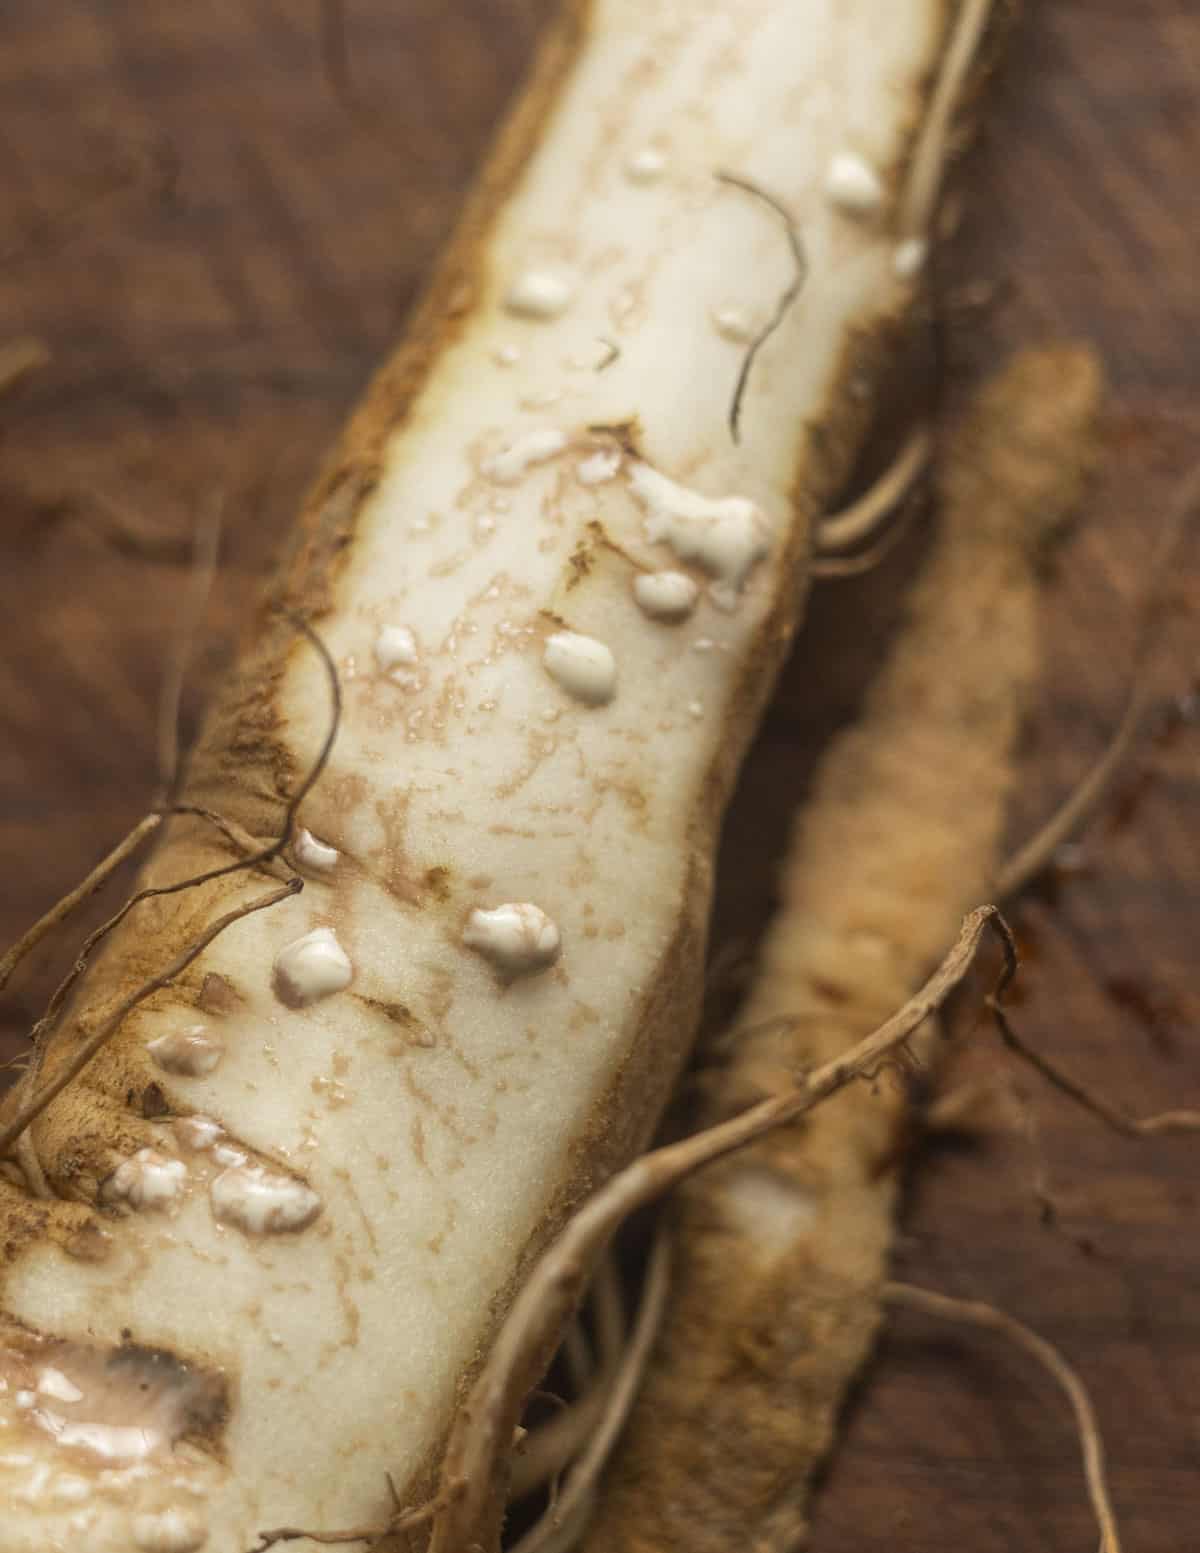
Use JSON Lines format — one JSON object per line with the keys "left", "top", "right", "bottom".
{"left": 372, "top": 789, "right": 423, "bottom": 907}
{"left": 355, "top": 994, "right": 417, "bottom": 1028}
{"left": 423, "top": 866, "right": 452, "bottom": 902}
{"left": 321, "top": 1250, "right": 364, "bottom": 1362}
{"left": 355, "top": 993, "right": 436, "bottom": 1051}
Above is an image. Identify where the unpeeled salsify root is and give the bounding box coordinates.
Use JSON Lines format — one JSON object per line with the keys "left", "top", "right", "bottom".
{"left": 577, "top": 343, "right": 1103, "bottom": 1553}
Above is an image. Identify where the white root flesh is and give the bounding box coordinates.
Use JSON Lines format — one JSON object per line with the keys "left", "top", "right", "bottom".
{"left": 0, "top": 3, "right": 960, "bottom": 1549}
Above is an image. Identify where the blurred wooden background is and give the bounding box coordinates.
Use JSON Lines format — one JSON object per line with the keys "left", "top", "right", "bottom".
{"left": 0, "top": 3, "right": 1197, "bottom": 1548}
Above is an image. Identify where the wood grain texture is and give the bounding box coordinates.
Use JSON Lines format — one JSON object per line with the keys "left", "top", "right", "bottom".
{"left": 0, "top": 4, "right": 1196, "bottom": 1550}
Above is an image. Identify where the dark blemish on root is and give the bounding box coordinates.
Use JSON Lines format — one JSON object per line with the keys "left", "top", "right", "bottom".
{"left": 809, "top": 977, "right": 850, "bottom": 1006}
{"left": 585, "top": 418, "right": 642, "bottom": 458}
{"left": 141, "top": 1082, "right": 170, "bottom": 1119}
{"left": 565, "top": 535, "right": 596, "bottom": 590}
{"left": 1, "top": 1327, "right": 230, "bottom": 1459}
{"left": 198, "top": 971, "right": 243, "bottom": 1014}
{"left": 63, "top": 1221, "right": 114, "bottom": 1262}
{"left": 423, "top": 866, "right": 453, "bottom": 902}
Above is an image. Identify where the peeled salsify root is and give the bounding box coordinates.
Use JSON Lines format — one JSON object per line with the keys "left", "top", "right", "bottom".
{"left": 577, "top": 343, "right": 1103, "bottom": 1553}
{"left": 0, "top": 4, "right": 974, "bottom": 1551}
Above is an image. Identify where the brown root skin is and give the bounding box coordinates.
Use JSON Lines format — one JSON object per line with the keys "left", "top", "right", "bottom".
{"left": 938, "top": 343, "right": 1102, "bottom": 562}
{"left": 579, "top": 345, "right": 1103, "bottom": 1553}
{"left": 0, "top": 617, "right": 337, "bottom": 1197}
{"left": 6, "top": 870, "right": 302, "bottom": 1199}
{"left": 0, "top": 1175, "right": 98, "bottom": 1267}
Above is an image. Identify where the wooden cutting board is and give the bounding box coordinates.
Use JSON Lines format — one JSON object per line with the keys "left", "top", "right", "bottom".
{"left": 0, "top": 4, "right": 1196, "bottom": 1549}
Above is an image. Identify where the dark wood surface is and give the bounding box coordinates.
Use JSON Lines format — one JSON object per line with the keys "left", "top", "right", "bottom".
{"left": 1, "top": 4, "right": 1196, "bottom": 1549}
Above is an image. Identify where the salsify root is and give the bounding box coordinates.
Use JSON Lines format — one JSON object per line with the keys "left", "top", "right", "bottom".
{"left": 0, "top": 4, "right": 1025, "bottom": 1548}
